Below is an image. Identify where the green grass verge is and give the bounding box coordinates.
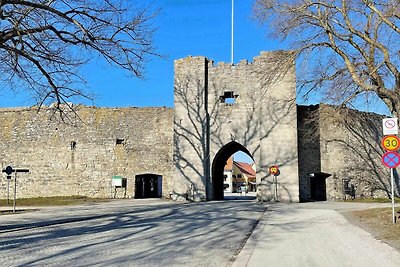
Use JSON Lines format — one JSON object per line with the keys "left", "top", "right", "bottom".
{"left": 345, "top": 207, "right": 400, "bottom": 251}
{"left": 343, "top": 197, "right": 400, "bottom": 203}
{"left": 0, "top": 196, "right": 110, "bottom": 206}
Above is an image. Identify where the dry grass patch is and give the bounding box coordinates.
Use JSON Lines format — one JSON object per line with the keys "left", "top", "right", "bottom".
{"left": 343, "top": 207, "right": 400, "bottom": 251}
{"left": 344, "top": 197, "right": 400, "bottom": 203}
{"left": 0, "top": 196, "right": 110, "bottom": 207}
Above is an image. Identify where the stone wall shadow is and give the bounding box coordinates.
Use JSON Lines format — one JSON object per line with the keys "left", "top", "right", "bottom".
{"left": 0, "top": 201, "right": 266, "bottom": 266}
{"left": 173, "top": 53, "right": 299, "bottom": 202}
{"left": 319, "top": 106, "right": 397, "bottom": 199}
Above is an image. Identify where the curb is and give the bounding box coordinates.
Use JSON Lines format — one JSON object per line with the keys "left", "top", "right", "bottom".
{"left": 231, "top": 204, "right": 271, "bottom": 267}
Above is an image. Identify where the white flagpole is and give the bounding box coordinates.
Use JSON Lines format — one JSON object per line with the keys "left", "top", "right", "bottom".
{"left": 231, "top": 0, "right": 234, "bottom": 64}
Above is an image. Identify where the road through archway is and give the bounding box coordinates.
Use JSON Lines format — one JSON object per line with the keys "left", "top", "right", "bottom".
{"left": 211, "top": 141, "right": 255, "bottom": 200}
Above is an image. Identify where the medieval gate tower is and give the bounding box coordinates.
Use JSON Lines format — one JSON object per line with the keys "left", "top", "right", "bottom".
{"left": 173, "top": 51, "right": 300, "bottom": 202}
{"left": 0, "top": 51, "right": 391, "bottom": 201}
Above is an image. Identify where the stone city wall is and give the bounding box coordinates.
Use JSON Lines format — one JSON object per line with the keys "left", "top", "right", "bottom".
{"left": 319, "top": 105, "right": 394, "bottom": 200}
{"left": 297, "top": 105, "right": 321, "bottom": 202}
{"left": 298, "top": 104, "right": 396, "bottom": 201}
{"left": 0, "top": 53, "right": 394, "bottom": 203}
{"left": 0, "top": 106, "right": 174, "bottom": 199}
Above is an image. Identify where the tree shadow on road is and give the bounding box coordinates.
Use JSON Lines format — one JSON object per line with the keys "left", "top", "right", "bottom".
{"left": 0, "top": 200, "right": 266, "bottom": 266}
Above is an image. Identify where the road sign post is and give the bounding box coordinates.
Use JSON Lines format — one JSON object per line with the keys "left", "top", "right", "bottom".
{"left": 269, "top": 166, "right": 280, "bottom": 202}
{"left": 381, "top": 140, "right": 400, "bottom": 223}
{"left": 4, "top": 166, "right": 13, "bottom": 206}
{"left": 7, "top": 178, "right": 10, "bottom": 205}
{"left": 391, "top": 168, "right": 396, "bottom": 223}
{"left": 13, "top": 172, "right": 17, "bottom": 213}
{"left": 2, "top": 166, "right": 29, "bottom": 213}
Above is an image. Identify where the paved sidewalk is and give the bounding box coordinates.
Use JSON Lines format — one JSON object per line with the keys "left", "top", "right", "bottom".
{"left": 233, "top": 202, "right": 400, "bottom": 267}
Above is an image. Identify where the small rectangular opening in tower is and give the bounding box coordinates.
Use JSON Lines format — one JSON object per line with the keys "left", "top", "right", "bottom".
{"left": 116, "top": 138, "right": 124, "bottom": 145}
{"left": 219, "top": 91, "right": 238, "bottom": 104}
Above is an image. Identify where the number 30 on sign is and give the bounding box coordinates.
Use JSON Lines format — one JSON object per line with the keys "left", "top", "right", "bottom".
{"left": 381, "top": 135, "right": 400, "bottom": 151}
{"left": 269, "top": 165, "right": 279, "bottom": 175}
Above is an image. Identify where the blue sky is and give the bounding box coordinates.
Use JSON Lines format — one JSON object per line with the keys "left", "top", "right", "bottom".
{"left": 0, "top": 0, "right": 282, "bottom": 108}
{"left": 0, "top": 0, "right": 390, "bottom": 117}
{"left": 84, "top": 0, "right": 281, "bottom": 108}
{"left": 1, "top": 0, "right": 390, "bottom": 162}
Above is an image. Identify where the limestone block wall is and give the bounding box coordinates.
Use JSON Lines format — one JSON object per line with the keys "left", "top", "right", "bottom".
{"left": 0, "top": 106, "right": 174, "bottom": 199}
{"left": 208, "top": 52, "right": 299, "bottom": 202}
{"left": 173, "top": 56, "right": 210, "bottom": 201}
{"left": 298, "top": 104, "right": 396, "bottom": 201}
{"left": 173, "top": 51, "right": 299, "bottom": 202}
{"left": 297, "top": 105, "right": 321, "bottom": 202}
{"left": 318, "top": 105, "right": 394, "bottom": 200}
{"left": 256, "top": 53, "right": 299, "bottom": 202}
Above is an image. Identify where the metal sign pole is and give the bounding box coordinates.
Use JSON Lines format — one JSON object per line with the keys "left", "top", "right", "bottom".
{"left": 381, "top": 117, "right": 399, "bottom": 223}
{"left": 2, "top": 167, "right": 28, "bottom": 213}
{"left": 13, "top": 172, "right": 17, "bottom": 213}
{"left": 7, "top": 178, "right": 10, "bottom": 205}
{"left": 391, "top": 168, "right": 396, "bottom": 223}
{"left": 274, "top": 175, "right": 278, "bottom": 202}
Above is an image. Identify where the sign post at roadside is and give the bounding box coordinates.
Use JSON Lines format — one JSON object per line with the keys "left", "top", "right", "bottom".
{"left": 269, "top": 166, "right": 280, "bottom": 202}
{"left": 5, "top": 166, "right": 12, "bottom": 205}
{"left": 2, "top": 166, "right": 29, "bottom": 213}
{"left": 381, "top": 132, "right": 400, "bottom": 223}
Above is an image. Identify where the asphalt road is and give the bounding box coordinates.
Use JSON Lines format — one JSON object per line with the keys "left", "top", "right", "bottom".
{"left": 2, "top": 200, "right": 400, "bottom": 267}
{"left": 0, "top": 198, "right": 265, "bottom": 267}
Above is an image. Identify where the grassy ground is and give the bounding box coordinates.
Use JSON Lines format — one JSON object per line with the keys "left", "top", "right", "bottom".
{"left": 0, "top": 196, "right": 110, "bottom": 207}
{"left": 342, "top": 207, "right": 400, "bottom": 252}
{"left": 343, "top": 197, "right": 400, "bottom": 203}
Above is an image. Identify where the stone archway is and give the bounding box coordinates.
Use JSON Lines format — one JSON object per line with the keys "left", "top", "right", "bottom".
{"left": 211, "top": 141, "right": 254, "bottom": 200}
{"left": 173, "top": 52, "right": 300, "bottom": 202}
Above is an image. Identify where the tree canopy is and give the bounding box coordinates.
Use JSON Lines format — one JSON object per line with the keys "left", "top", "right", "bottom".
{"left": 254, "top": 0, "right": 400, "bottom": 115}
{"left": 0, "top": 0, "right": 158, "bottom": 110}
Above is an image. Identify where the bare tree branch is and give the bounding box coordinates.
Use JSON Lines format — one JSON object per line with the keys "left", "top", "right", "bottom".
{"left": 254, "top": 0, "right": 400, "bottom": 115}
{"left": 0, "top": 0, "right": 159, "bottom": 113}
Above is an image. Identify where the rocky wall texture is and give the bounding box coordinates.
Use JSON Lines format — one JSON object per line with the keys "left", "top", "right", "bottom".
{"left": 319, "top": 105, "right": 395, "bottom": 200}
{"left": 0, "top": 106, "right": 174, "bottom": 199}
{"left": 298, "top": 104, "right": 397, "bottom": 201}
{"left": 297, "top": 105, "right": 321, "bottom": 202}
{"left": 173, "top": 51, "right": 299, "bottom": 202}
{"left": 1, "top": 52, "right": 392, "bottom": 203}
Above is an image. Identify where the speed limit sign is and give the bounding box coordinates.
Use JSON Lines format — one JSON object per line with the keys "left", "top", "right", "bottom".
{"left": 269, "top": 165, "right": 279, "bottom": 175}
{"left": 382, "top": 135, "right": 400, "bottom": 151}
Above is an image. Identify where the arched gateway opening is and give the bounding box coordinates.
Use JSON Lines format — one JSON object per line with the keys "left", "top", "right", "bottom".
{"left": 212, "top": 141, "right": 256, "bottom": 200}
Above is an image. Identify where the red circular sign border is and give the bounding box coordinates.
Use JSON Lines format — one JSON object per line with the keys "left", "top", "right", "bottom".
{"left": 269, "top": 165, "right": 279, "bottom": 175}
{"left": 385, "top": 119, "right": 396, "bottom": 129}
{"left": 381, "top": 135, "right": 400, "bottom": 151}
{"left": 382, "top": 151, "right": 400, "bottom": 168}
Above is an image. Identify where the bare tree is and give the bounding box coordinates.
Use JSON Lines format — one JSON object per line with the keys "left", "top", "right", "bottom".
{"left": 0, "top": 0, "right": 158, "bottom": 110}
{"left": 254, "top": 0, "right": 400, "bottom": 115}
